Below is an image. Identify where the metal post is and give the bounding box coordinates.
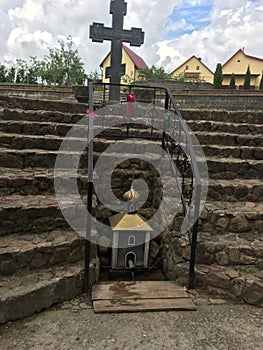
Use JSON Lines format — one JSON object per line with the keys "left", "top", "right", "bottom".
{"left": 83, "top": 81, "right": 94, "bottom": 295}
{"left": 188, "top": 184, "right": 201, "bottom": 289}
{"left": 188, "top": 220, "right": 198, "bottom": 289}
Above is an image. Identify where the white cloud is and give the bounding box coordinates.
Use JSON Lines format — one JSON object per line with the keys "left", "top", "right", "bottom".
{"left": 0, "top": 0, "right": 262, "bottom": 75}
{"left": 156, "top": 0, "right": 263, "bottom": 72}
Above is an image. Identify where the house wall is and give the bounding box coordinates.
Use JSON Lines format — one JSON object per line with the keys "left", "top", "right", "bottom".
{"left": 171, "top": 57, "right": 214, "bottom": 84}
{"left": 101, "top": 49, "right": 137, "bottom": 84}
{"left": 223, "top": 51, "right": 263, "bottom": 88}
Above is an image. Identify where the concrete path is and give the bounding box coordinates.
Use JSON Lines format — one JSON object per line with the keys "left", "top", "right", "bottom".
{"left": 0, "top": 292, "right": 262, "bottom": 350}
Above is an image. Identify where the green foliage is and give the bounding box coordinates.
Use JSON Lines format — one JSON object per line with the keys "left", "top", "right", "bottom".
{"left": 244, "top": 65, "right": 251, "bottom": 89}
{"left": 0, "top": 64, "right": 8, "bottom": 82}
{"left": 44, "top": 36, "right": 86, "bottom": 86}
{"left": 87, "top": 69, "right": 100, "bottom": 82}
{"left": 123, "top": 72, "right": 136, "bottom": 85}
{"left": 172, "top": 71, "right": 205, "bottom": 83}
{"left": 213, "top": 63, "right": 223, "bottom": 89}
{"left": 0, "top": 36, "right": 86, "bottom": 86}
{"left": 259, "top": 70, "right": 263, "bottom": 90}
{"left": 138, "top": 65, "right": 170, "bottom": 81}
{"left": 229, "top": 73, "right": 236, "bottom": 89}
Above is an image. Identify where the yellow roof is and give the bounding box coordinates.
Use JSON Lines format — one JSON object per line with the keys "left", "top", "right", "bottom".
{"left": 109, "top": 213, "right": 153, "bottom": 231}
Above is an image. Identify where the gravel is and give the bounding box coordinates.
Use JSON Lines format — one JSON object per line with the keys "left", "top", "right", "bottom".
{"left": 0, "top": 293, "right": 262, "bottom": 350}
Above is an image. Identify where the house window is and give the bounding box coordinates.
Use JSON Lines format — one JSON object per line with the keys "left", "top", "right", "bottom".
{"left": 196, "top": 66, "right": 200, "bottom": 70}
{"left": 186, "top": 65, "right": 189, "bottom": 70}
{"left": 128, "top": 235, "right": 136, "bottom": 246}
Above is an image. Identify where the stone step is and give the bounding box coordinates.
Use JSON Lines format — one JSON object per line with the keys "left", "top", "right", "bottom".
{"left": 0, "top": 194, "right": 69, "bottom": 235}
{"left": 1, "top": 191, "right": 262, "bottom": 237}
{"left": 0, "top": 148, "right": 262, "bottom": 179}
{"left": 169, "top": 261, "right": 263, "bottom": 306}
{"left": 195, "top": 236, "right": 263, "bottom": 268}
{"left": 0, "top": 96, "right": 85, "bottom": 113}
{"left": 0, "top": 262, "right": 83, "bottom": 324}
{"left": 1, "top": 168, "right": 262, "bottom": 203}
{"left": 0, "top": 229, "right": 85, "bottom": 275}
{"left": 207, "top": 179, "right": 263, "bottom": 202}
{"left": 0, "top": 168, "right": 87, "bottom": 196}
{"left": 182, "top": 109, "right": 263, "bottom": 124}
{"left": 1, "top": 108, "right": 85, "bottom": 124}
{"left": 199, "top": 201, "right": 263, "bottom": 241}
{"left": 0, "top": 148, "right": 87, "bottom": 169}
{"left": 1, "top": 132, "right": 262, "bottom": 162}
{"left": 206, "top": 156, "right": 263, "bottom": 179}
{"left": 0, "top": 119, "right": 79, "bottom": 136}
{"left": 187, "top": 120, "right": 263, "bottom": 135}
{"left": 201, "top": 145, "right": 263, "bottom": 160}
{"left": 194, "top": 131, "right": 262, "bottom": 147}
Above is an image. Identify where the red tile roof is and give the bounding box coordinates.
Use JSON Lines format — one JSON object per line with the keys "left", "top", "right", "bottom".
{"left": 122, "top": 44, "right": 148, "bottom": 69}
{"left": 100, "top": 44, "right": 148, "bottom": 69}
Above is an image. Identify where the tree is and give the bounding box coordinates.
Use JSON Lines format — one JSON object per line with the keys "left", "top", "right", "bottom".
{"left": 229, "top": 73, "right": 236, "bottom": 89}
{"left": 172, "top": 71, "right": 205, "bottom": 83}
{"left": 0, "top": 36, "right": 87, "bottom": 86}
{"left": 259, "top": 70, "right": 263, "bottom": 90}
{"left": 6, "top": 66, "right": 16, "bottom": 83}
{"left": 0, "top": 63, "right": 8, "bottom": 82}
{"left": 87, "top": 69, "right": 100, "bottom": 82}
{"left": 42, "top": 36, "right": 85, "bottom": 86}
{"left": 244, "top": 65, "right": 251, "bottom": 89}
{"left": 213, "top": 63, "right": 223, "bottom": 89}
{"left": 137, "top": 65, "right": 170, "bottom": 81}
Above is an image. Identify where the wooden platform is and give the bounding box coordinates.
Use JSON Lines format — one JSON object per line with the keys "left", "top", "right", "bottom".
{"left": 92, "top": 281, "right": 197, "bottom": 313}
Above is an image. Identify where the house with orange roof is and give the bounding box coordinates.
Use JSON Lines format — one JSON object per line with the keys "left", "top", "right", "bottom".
{"left": 100, "top": 44, "right": 148, "bottom": 84}
{"left": 222, "top": 49, "right": 263, "bottom": 89}
{"left": 170, "top": 55, "right": 214, "bottom": 84}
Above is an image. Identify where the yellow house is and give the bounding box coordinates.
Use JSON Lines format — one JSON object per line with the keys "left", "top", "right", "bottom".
{"left": 170, "top": 55, "right": 214, "bottom": 84}
{"left": 222, "top": 49, "right": 263, "bottom": 89}
{"left": 100, "top": 44, "right": 148, "bottom": 84}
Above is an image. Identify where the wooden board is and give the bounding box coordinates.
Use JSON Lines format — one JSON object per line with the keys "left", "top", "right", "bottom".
{"left": 92, "top": 281, "right": 197, "bottom": 313}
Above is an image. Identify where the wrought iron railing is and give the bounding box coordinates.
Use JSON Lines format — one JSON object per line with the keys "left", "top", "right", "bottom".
{"left": 84, "top": 82, "right": 204, "bottom": 290}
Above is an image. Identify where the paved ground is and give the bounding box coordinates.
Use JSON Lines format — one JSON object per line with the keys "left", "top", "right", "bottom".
{"left": 0, "top": 292, "right": 262, "bottom": 350}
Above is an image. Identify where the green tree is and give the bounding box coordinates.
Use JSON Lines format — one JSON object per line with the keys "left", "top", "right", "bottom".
{"left": 229, "top": 73, "right": 236, "bottom": 89}
{"left": 87, "top": 69, "right": 100, "bottom": 82}
{"left": 244, "top": 65, "right": 251, "bottom": 89}
{"left": 138, "top": 65, "right": 170, "bottom": 81}
{"left": 259, "top": 70, "right": 263, "bottom": 90}
{"left": 43, "top": 36, "right": 85, "bottom": 86}
{"left": 15, "top": 59, "right": 29, "bottom": 83}
{"left": 0, "top": 63, "right": 8, "bottom": 82}
{"left": 172, "top": 71, "right": 205, "bottom": 83}
{"left": 213, "top": 63, "right": 223, "bottom": 89}
{"left": 6, "top": 66, "right": 16, "bottom": 83}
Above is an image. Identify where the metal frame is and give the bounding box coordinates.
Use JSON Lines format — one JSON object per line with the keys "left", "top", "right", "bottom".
{"left": 84, "top": 82, "right": 202, "bottom": 292}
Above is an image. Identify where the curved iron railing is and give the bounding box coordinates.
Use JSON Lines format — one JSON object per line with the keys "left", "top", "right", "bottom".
{"left": 84, "top": 82, "right": 203, "bottom": 291}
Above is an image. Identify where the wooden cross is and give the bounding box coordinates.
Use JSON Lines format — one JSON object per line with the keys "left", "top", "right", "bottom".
{"left": 90, "top": 0, "right": 145, "bottom": 101}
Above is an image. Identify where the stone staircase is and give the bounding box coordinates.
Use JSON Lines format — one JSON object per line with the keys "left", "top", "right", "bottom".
{"left": 163, "top": 109, "right": 263, "bottom": 306}
{"left": 0, "top": 95, "right": 262, "bottom": 324}
{"left": 0, "top": 97, "right": 97, "bottom": 324}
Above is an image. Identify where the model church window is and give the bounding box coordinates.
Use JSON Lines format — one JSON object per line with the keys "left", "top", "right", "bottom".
{"left": 128, "top": 235, "right": 136, "bottom": 246}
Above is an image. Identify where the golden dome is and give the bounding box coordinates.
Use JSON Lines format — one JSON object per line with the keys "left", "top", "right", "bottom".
{"left": 122, "top": 185, "right": 139, "bottom": 202}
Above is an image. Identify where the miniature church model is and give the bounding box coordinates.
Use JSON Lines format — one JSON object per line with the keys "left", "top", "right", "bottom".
{"left": 109, "top": 185, "right": 152, "bottom": 270}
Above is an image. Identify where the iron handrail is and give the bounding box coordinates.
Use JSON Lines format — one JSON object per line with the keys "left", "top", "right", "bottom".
{"left": 86, "top": 82, "right": 202, "bottom": 289}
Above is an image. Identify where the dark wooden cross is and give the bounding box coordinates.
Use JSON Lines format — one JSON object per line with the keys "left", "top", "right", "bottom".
{"left": 90, "top": 0, "right": 145, "bottom": 101}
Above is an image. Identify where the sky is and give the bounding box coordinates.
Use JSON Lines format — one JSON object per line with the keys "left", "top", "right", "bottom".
{"left": 0, "top": 0, "right": 263, "bottom": 75}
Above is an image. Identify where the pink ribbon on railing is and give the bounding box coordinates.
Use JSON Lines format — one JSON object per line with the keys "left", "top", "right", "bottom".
{"left": 126, "top": 93, "right": 136, "bottom": 118}
{"left": 86, "top": 108, "right": 97, "bottom": 120}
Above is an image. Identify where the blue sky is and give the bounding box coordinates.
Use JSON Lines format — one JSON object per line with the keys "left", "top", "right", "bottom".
{"left": 166, "top": 1, "right": 213, "bottom": 38}
{"left": 0, "top": 0, "right": 263, "bottom": 74}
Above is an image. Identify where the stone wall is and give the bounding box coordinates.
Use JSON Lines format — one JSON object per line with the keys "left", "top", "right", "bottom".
{"left": 173, "top": 94, "right": 263, "bottom": 111}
